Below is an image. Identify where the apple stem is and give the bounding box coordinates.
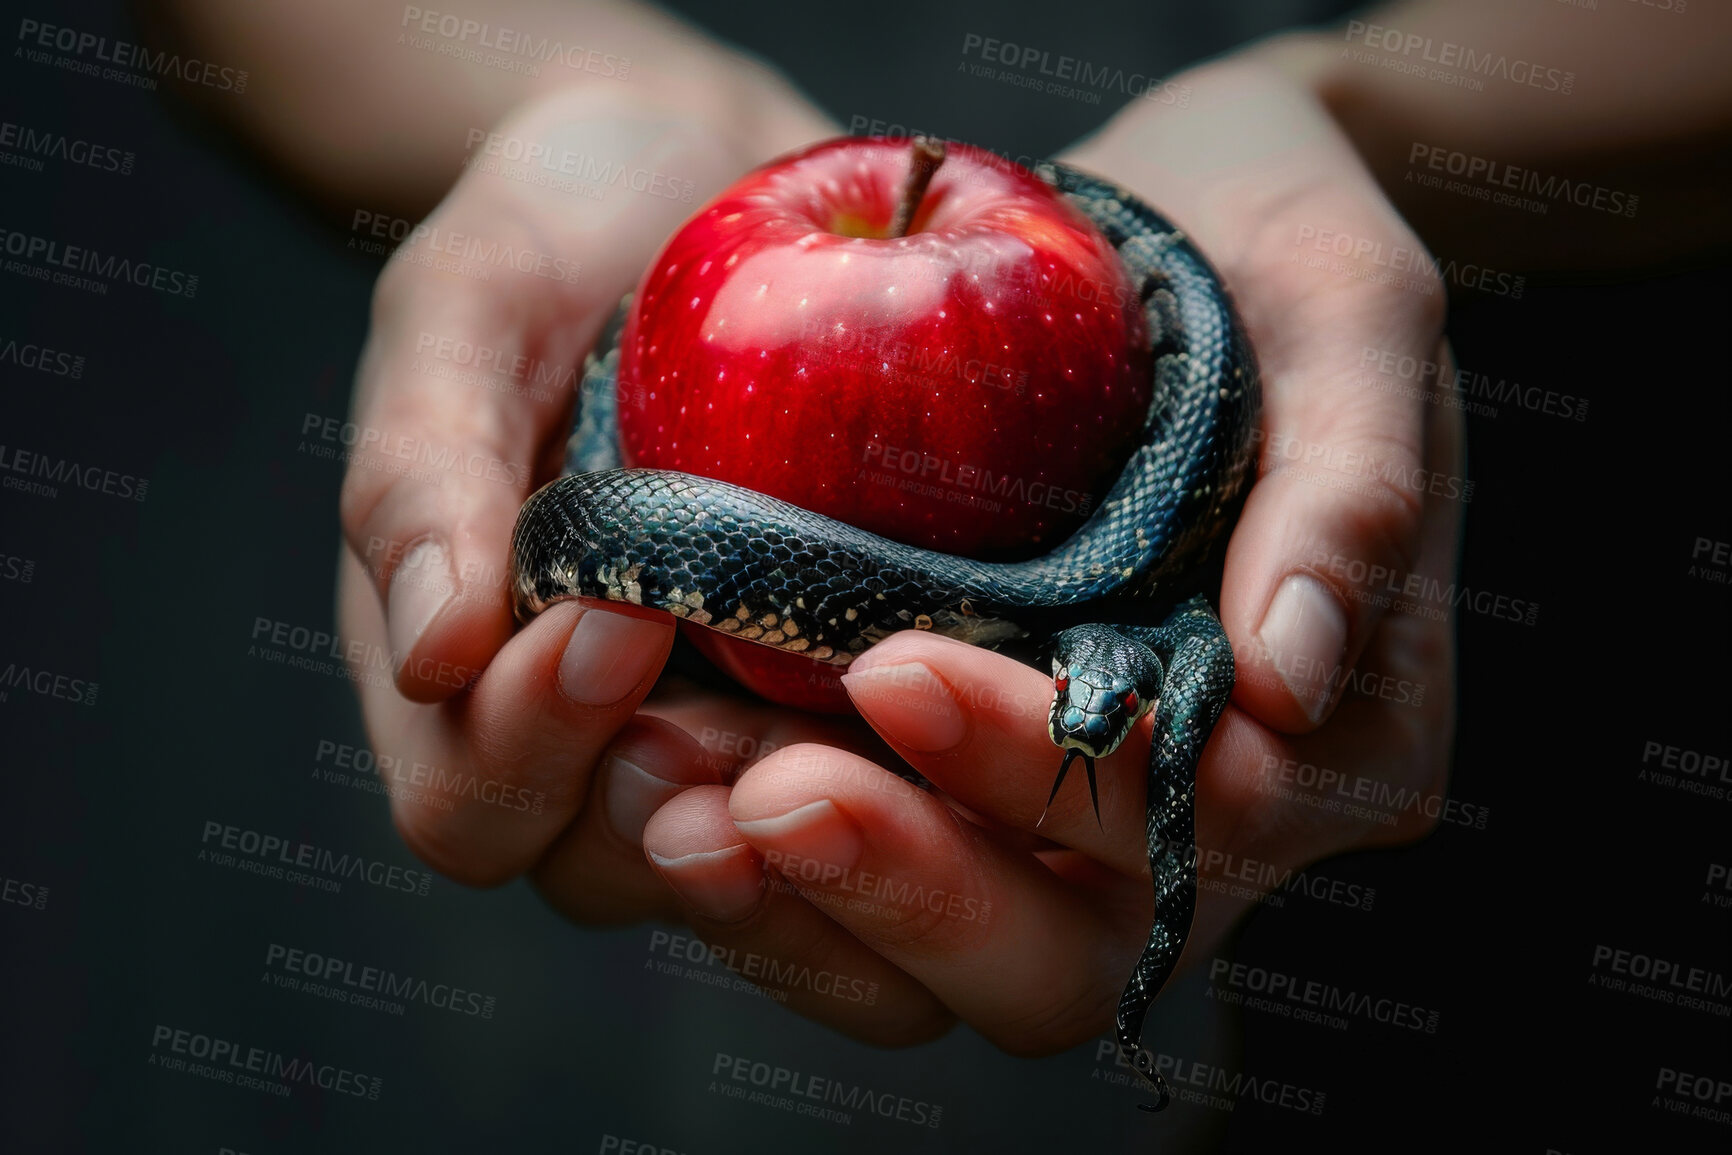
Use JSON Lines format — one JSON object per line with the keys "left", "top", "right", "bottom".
{"left": 888, "top": 137, "right": 946, "bottom": 238}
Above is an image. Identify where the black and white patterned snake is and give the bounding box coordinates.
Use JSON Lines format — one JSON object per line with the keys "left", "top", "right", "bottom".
{"left": 508, "top": 159, "right": 1261, "bottom": 1111}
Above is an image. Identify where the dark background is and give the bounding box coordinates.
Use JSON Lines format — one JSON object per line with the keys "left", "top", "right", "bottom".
{"left": 3, "top": 1, "right": 1728, "bottom": 1152}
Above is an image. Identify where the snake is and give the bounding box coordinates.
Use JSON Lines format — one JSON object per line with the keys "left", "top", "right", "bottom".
{"left": 508, "top": 158, "right": 1260, "bottom": 1111}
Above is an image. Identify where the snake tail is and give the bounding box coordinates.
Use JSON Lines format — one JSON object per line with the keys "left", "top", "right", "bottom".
{"left": 1113, "top": 595, "right": 1234, "bottom": 1111}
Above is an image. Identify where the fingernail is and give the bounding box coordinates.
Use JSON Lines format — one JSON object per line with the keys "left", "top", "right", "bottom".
{"left": 388, "top": 539, "right": 454, "bottom": 674}
{"left": 841, "top": 661, "right": 967, "bottom": 753}
{"left": 734, "top": 799, "right": 864, "bottom": 878}
{"left": 559, "top": 609, "right": 673, "bottom": 706}
{"left": 603, "top": 756, "right": 683, "bottom": 846}
{"left": 1258, "top": 574, "right": 1349, "bottom": 724}
{"left": 648, "top": 844, "right": 765, "bottom": 924}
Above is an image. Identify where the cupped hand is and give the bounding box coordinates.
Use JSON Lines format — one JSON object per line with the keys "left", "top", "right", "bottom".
{"left": 334, "top": 82, "right": 856, "bottom": 927}
{"left": 634, "top": 40, "right": 1462, "bottom": 1058}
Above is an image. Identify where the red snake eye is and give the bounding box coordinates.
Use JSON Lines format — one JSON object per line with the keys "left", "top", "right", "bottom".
{"left": 1055, "top": 668, "right": 1069, "bottom": 691}
{"left": 1123, "top": 690, "right": 1139, "bottom": 712}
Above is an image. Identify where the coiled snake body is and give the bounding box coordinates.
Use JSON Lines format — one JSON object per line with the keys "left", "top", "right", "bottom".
{"left": 510, "top": 162, "right": 1260, "bottom": 1110}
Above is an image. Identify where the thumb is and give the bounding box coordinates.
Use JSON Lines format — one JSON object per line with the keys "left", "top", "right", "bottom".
{"left": 338, "top": 88, "right": 753, "bottom": 701}
{"left": 1221, "top": 329, "right": 1455, "bottom": 734}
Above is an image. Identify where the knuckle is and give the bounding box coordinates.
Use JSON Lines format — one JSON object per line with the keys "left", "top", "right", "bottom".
{"left": 467, "top": 726, "right": 590, "bottom": 813}
{"left": 388, "top": 800, "right": 515, "bottom": 888}
{"left": 1284, "top": 427, "right": 1429, "bottom": 579}
{"left": 1351, "top": 481, "right": 1427, "bottom": 578}
{"left": 862, "top": 876, "right": 984, "bottom": 955}
{"left": 336, "top": 459, "right": 385, "bottom": 549}
{"left": 984, "top": 970, "right": 1116, "bottom": 1058}
{"left": 859, "top": 821, "right": 995, "bottom": 958}
{"left": 850, "top": 1005, "right": 956, "bottom": 1049}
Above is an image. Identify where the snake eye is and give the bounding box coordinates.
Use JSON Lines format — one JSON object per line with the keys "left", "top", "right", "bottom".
{"left": 1122, "top": 690, "right": 1139, "bottom": 713}
{"left": 1054, "top": 668, "right": 1069, "bottom": 692}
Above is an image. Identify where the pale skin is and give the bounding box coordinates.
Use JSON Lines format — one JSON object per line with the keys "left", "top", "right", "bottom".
{"left": 150, "top": 0, "right": 1732, "bottom": 1055}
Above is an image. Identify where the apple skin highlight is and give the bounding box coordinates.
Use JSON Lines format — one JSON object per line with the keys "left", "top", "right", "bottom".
{"left": 614, "top": 137, "right": 1153, "bottom": 709}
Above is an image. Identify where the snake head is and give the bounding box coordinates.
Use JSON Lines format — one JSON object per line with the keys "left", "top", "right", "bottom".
{"left": 1044, "top": 624, "right": 1163, "bottom": 761}
{"left": 1046, "top": 662, "right": 1153, "bottom": 760}
{"left": 1036, "top": 634, "right": 1161, "bottom": 829}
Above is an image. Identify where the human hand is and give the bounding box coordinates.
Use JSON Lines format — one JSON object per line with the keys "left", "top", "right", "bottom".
{"left": 335, "top": 81, "right": 866, "bottom": 934}
{"left": 632, "top": 41, "right": 1461, "bottom": 1059}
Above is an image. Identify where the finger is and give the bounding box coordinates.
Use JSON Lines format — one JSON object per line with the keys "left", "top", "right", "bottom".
{"left": 641, "top": 681, "right": 897, "bottom": 781}
{"left": 337, "top": 278, "right": 569, "bottom": 704}
{"left": 1359, "top": 337, "right": 1466, "bottom": 816}
{"left": 839, "top": 634, "right": 1149, "bottom": 872}
{"left": 1060, "top": 58, "right": 1442, "bottom": 733}
{"left": 338, "top": 197, "right": 611, "bottom": 704}
{"left": 1176, "top": 340, "right": 1467, "bottom": 944}
{"left": 343, "top": 549, "right": 675, "bottom": 886}
{"left": 728, "top": 743, "right": 1139, "bottom": 1056}
{"left": 1215, "top": 199, "right": 1441, "bottom": 733}
{"left": 641, "top": 785, "right": 954, "bottom": 1047}
{"left": 339, "top": 87, "right": 753, "bottom": 703}
{"left": 835, "top": 623, "right": 1348, "bottom": 999}
{"left": 1280, "top": 336, "right": 1466, "bottom": 849}
{"left": 529, "top": 715, "right": 722, "bottom": 925}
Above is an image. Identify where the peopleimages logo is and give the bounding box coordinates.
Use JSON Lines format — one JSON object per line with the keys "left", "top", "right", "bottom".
{"left": 298, "top": 413, "right": 532, "bottom": 486}
{"left": 0, "top": 660, "right": 99, "bottom": 706}
{"left": 1307, "top": 546, "right": 1538, "bottom": 628}
{"left": 1208, "top": 959, "right": 1441, "bottom": 1033}
{"left": 15, "top": 18, "right": 249, "bottom": 92}
{"left": 711, "top": 1053, "right": 942, "bottom": 1128}
{"left": 463, "top": 130, "right": 696, "bottom": 203}
{"left": 248, "top": 614, "right": 478, "bottom": 693}
{"left": 148, "top": 1024, "right": 380, "bottom": 1099}
{"left": 1654, "top": 1067, "right": 1732, "bottom": 1129}
{"left": 263, "top": 942, "right": 497, "bottom": 1018}
{"left": 0, "top": 120, "right": 134, "bottom": 174}
{"left": 1341, "top": 20, "right": 1574, "bottom": 94}
{"left": 0, "top": 336, "right": 85, "bottom": 378}
{"left": 1260, "top": 754, "right": 1489, "bottom": 830}
{"left": 313, "top": 738, "right": 545, "bottom": 815}
{"left": 1, "top": 874, "right": 49, "bottom": 911}
{"left": 1589, "top": 944, "right": 1732, "bottom": 1017}
{"left": 861, "top": 438, "right": 1093, "bottom": 515}
{"left": 1407, "top": 143, "right": 1637, "bottom": 217}
{"left": 1194, "top": 845, "right": 1376, "bottom": 912}
{"left": 1094, "top": 1040, "right": 1328, "bottom": 1115}
{"left": 1249, "top": 426, "right": 1475, "bottom": 503}
{"left": 1639, "top": 739, "right": 1731, "bottom": 803}
{"left": 397, "top": 7, "right": 630, "bottom": 78}
{"left": 348, "top": 209, "right": 582, "bottom": 283}
{"left": 0, "top": 444, "right": 146, "bottom": 501}
{"left": 760, "top": 847, "right": 993, "bottom": 926}
{"left": 0, "top": 228, "right": 198, "bottom": 296}
{"left": 959, "top": 33, "right": 1190, "bottom": 106}
{"left": 1357, "top": 345, "right": 1589, "bottom": 423}
{"left": 1291, "top": 224, "right": 1524, "bottom": 299}
{"left": 648, "top": 930, "right": 880, "bottom": 1005}
{"left": 199, "top": 820, "right": 432, "bottom": 896}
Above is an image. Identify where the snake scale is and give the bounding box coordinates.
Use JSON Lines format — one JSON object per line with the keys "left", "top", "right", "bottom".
{"left": 509, "top": 159, "right": 1261, "bottom": 1111}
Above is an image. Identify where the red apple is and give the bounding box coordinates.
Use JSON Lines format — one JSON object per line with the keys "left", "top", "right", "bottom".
{"left": 616, "top": 137, "right": 1150, "bottom": 710}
